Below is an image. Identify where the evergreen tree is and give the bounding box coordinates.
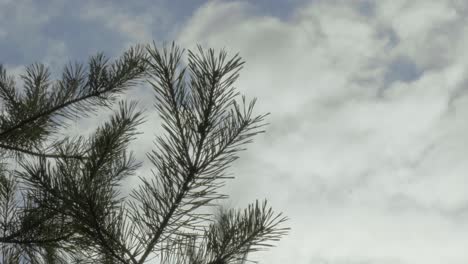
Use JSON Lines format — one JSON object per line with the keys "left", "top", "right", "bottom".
{"left": 0, "top": 43, "right": 288, "bottom": 263}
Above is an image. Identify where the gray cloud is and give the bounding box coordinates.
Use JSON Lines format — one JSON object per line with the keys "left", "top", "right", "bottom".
{"left": 177, "top": 1, "right": 468, "bottom": 263}
{"left": 2, "top": 0, "right": 468, "bottom": 263}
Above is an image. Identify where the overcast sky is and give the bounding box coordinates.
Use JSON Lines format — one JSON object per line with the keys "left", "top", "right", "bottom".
{"left": 2, "top": 0, "right": 468, "bottom": 263}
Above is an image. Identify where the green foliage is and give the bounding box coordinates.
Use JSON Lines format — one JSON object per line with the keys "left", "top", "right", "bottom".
{"left": 0, "top": 43, "right": 288, "bottom": 264}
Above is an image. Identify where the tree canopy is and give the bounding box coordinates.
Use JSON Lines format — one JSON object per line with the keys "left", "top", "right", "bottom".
{"left": 0, "top": 43, "right": 288, "bottom": 264}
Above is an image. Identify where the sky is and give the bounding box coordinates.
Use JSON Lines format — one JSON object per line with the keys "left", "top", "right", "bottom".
{"left": 1, "top": 0, "right": 468, "bottom": 263}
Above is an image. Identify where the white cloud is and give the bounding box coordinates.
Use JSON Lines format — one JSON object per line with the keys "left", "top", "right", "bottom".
{"left": 376, "top": 0, "right": 465, "bottom": 70}
{"left": 79, "top": 0, "right": 170, "bottom": 46}
{"left": 2, "top": 0, "right": 467, "bottom": 262}
{"left": 177, "top": 1, "right": 468, "bottom": 263}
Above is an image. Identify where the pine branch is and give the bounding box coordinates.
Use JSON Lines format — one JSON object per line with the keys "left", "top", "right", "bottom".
{"left": 0, "top": 234, "right": 72, "bottom": 245}
{"left": 17, "top": 101, "right": 144, "bottom": 263}
{"left": 136, "top": 168, "right": 198, "bottom": 264}
{"left": 204, "top": 201, "right": 288, "bottom": 264}
{"left": 0, "top": 65, "right": 19, "bottom": 107}
{"left": 134, "top": 43, "right": 275, "bottom": 264}
{"left": 85, "top": 200, "right": 138, "bottom": 264}
{"left": 0, "top": 90, "right": 101, "bottom": 138}
{"left": 0, "top": 143, "right": 87, "bottom": 160}
{"left": 0, "top": 45, "right": 147, "bottom": 145}
{"left": 2, "top": 42, "right": 289, "bottom": 263}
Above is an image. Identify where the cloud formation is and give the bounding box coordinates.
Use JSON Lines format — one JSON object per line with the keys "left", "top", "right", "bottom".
{"left": 177, "top": 1, "right": 468, "bottom": 263}
{"left": 2, "top": 0, "right": 468, "bottom": 263}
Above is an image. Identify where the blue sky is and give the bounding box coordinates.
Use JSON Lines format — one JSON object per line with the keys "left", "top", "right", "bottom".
{"left": 2, "top": 0, "right": 468, "bottom": 263}
{"left": 0, "top": 0, "right": 308, "bottom": 66}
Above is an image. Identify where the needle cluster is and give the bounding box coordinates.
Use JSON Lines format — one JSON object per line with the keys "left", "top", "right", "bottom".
{"left": 0, "top": 43, "right": 288, "bottom": 264}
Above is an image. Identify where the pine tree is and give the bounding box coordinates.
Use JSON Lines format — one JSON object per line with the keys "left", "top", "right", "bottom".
{"left": 0, "top": 43, "right": 288, "bottom": 263}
